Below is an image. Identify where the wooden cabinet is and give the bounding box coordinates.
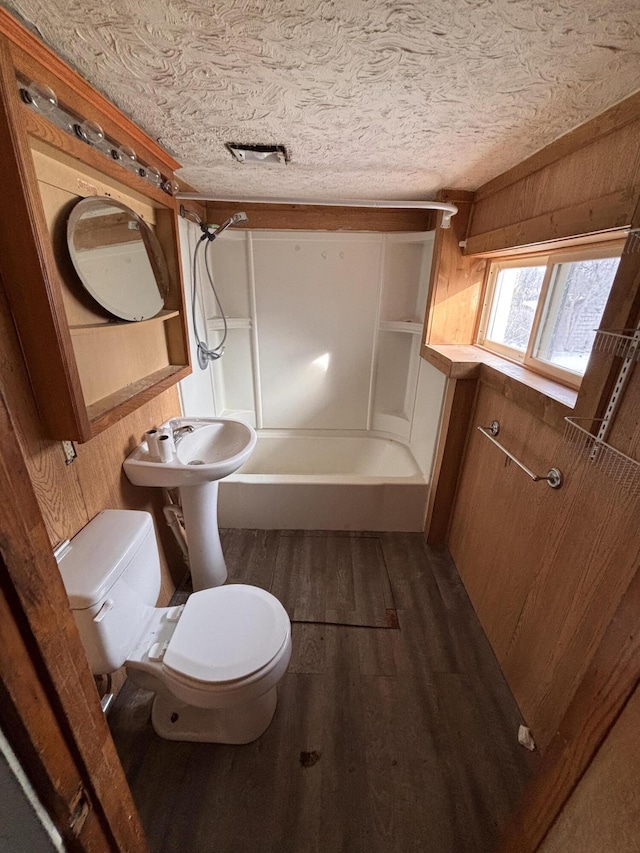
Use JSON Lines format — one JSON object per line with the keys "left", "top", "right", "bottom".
{"left": 0, "top": 30, "right": 191, "bottom": 442}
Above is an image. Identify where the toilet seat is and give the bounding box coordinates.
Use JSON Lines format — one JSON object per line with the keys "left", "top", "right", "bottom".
{"left": 163, "top": 584, "right": 290, "bottom": 686}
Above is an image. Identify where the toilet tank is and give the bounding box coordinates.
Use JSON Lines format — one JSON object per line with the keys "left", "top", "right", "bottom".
{"left": 57, "top": 510, "right": 162, "bottom": 674}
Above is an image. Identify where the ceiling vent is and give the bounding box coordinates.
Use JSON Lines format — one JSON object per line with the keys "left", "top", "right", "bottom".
{"left": 225, "top": 143, "right": 289, "bottom": 165}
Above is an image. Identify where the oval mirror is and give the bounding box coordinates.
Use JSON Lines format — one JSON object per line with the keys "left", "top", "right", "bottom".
{"left": 67, "top": 197, "right": 169, "bottom": 321}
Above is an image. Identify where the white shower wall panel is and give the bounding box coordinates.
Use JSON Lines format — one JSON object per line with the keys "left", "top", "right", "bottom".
{"left": 252, "top": 233, "right": 382, "bottom": 430}
{"left": 177, "top": 218, "right": 216, "bottom": 418}
{"left": 201, "top": 235, "right": 251, "bottom": 319}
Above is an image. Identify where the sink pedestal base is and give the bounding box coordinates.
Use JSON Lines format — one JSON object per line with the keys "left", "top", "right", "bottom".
{"left": 180, "top": 482, "right": 227, "bottom": 590}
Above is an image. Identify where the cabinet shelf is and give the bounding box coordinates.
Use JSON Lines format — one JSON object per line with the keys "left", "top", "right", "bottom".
{"left": 0, "top": 72, "right": 192, "bottom": 443}
{"left": 86, "top": 364, "right": 189, "bottom": 425}
{"left": 69, "top": 309, "right": 180, "bottom": 335}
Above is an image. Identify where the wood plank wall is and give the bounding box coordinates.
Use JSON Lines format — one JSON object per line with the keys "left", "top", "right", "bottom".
{"left": 422, "top": 190, "right": 487, "bottom": 346}
{"left": 447, "top": 374, "right": 640, "bottom": 750}
{"left": 466, "top": 92, "right": 640, "bottom": 255}
{"left": 539, "top": 683, "right": 640, "bottom": 852}
{"left": 0, "top": 274, "right": 184, "bottom": 603}
{"left": 441, "top": 90, "right": 640, "bottom": 753}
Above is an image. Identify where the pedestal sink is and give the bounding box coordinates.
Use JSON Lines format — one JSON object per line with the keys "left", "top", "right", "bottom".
{"left": 123, "top": 418, "right": 257, "bottom": 590}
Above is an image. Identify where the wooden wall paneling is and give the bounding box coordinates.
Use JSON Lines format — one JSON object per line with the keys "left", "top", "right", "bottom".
{"left": 204, "top": 201, "right": 435, "bottom": 232}
{"left": 72, "top": 324, "right": 171, "bottom": 406}
{"left": 448, "top": 379, "right": 640, "bottom": 750}
{"left": 538, "top": 687, "right": 640, "bottom": 853}
{"left": 467, "top": 100, "right": 640, "bottom": 254}
{"left": 500, "top": 570, "right": 640, "bottom": 852}
{"left": 474, "top": 90, "right": 640, "bottom": 204}
{"left": 1, "top": 268, "right": 183, "bottom": 599}
{"left": 447, "top": 388, "right": 559, "bottom": 662}
{"left": 423, "top": 377, "right": 477, "bottom": 544}
{"left": 0, "top": 274, "right": 87, "bottom": 544}
{"left": 421, "top": 189, "right": 488, "bottom": 346}
{"left": 72, "top": 388, "right": 186, "bottom": 602}
{"left": 0, "top": 385, "right": 148, "bottom": 852}
{"left": 467, "top": 190, "right": 635, "bottom": 257}
{"left": 473, "top": 121, "right": 640, "bottom": 233}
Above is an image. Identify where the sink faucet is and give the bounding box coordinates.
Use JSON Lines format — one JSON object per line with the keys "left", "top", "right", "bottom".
{"left": 172, "top": 424, "right": 196, "bottom": 445}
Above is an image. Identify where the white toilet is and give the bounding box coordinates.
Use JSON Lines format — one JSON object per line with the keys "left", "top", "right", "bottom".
{"left": 57, "top": 509, "right": 292, "bottom": 744}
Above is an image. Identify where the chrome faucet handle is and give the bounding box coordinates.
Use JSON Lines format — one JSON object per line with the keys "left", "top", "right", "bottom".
{"left": 172, "top": 424, "right": 196, "bottom": 445}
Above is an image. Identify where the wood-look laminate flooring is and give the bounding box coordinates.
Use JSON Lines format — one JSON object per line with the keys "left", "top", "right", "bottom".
{"left": 109, "top": 531, "right": 534, "bottom": 853}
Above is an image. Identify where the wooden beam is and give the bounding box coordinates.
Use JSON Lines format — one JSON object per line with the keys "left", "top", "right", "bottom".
{"left": 466, "top": 188, "right": 637, "bottom": 256}
{"left": 423, "top": 377, "right": 477, "bottom": 544}
{"left": 204, "top": 201, "right": 435, "bottom": 232}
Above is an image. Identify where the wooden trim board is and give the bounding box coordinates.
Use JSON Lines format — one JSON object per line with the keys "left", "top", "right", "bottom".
{"left": 423, "top": 377, "right": 477, "bottom": 544}
{"left": 0, "top": 386, "right": 148, "bottom": 851}
{"left": 204, "top": 201, "right": 436, "bottom": 232}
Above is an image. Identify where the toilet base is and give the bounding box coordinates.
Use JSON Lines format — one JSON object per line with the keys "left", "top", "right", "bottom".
{"left": 150, "top": 686, "right": 278, "bottom": 744}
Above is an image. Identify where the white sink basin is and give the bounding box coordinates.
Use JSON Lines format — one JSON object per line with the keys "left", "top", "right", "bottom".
{"left": 123, "top": 418, "right": 257, "bottom": 488}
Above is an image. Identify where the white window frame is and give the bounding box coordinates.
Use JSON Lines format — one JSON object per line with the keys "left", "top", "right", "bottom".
{"left": 477, "top": 241, "right": 624, "bottom": 389}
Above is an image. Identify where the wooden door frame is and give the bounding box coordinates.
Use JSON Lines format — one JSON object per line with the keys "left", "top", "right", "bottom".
{"left": 0, "top": 386, "right": 148, "bottom": 851}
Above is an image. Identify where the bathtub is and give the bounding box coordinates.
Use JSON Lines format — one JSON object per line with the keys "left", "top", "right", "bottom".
{"left": 217, "top": 431, "right": 429, "bottom": 531}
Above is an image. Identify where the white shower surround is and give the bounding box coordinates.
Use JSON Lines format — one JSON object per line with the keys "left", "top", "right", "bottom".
{"left": 5, "top": 0, "right": 640, "bottom": 199}
{"left": 177, "top": 221, "right": 446, "bottom": 531}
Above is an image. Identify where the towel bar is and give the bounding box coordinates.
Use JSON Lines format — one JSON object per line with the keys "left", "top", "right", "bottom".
{"left": 478, "top": 421, "right": 563, "bottom": 489}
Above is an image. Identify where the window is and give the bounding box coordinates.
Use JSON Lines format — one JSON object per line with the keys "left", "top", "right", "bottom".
{"left": 477, "top": 243, "right": 623, "bottom": 387}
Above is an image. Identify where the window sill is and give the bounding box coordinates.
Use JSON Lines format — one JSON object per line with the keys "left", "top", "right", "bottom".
{"left": 421, "top": 343, "right": 578, "bottom": 426}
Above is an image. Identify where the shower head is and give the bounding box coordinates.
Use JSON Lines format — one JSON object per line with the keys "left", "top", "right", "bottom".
{"left": 210, "top": 211, "right": 248, "bottom": 238}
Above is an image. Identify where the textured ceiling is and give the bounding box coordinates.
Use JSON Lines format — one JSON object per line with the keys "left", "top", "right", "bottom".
{"left": 5, "top": 0, "right": 640, "bottom": 199}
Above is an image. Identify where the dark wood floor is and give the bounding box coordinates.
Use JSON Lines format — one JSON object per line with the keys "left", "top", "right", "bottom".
{"left": 109, "top": 531, "right": 534, "bottom": 853}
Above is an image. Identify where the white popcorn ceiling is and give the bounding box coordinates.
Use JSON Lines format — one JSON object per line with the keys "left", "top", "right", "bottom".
{"left": 5, "top": 0, "right": 640, "bottom": 199}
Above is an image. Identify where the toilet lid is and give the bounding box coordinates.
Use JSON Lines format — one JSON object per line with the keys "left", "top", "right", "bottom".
{"left": 163, "top": 585, "right": 290, "bottom": 684}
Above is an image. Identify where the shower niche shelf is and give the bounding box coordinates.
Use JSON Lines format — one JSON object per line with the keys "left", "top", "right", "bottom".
{"left": 378, "top": 320, "right": 423, "bottom": 334}
{"left": 207, "top": 317, "right": 252, "bottom": 330}
{"left": 371, "top": 329, "right": 422, "bottom": 440}
{"left": 0, "top": 51, "right": 191, "bottom": 443}
{"left": 207, "top": 320, "right": 257, "bottom": 427}
{"left": 371, "top": 232, "right": 434, "bottom": 439}
{"left": 379, "top": 232, "right": 434, "bottom": 326}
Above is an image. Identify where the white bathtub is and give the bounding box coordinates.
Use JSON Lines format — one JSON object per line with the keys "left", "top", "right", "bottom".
{"left": 217, "top": 432, "right": 429, "bottom": 531}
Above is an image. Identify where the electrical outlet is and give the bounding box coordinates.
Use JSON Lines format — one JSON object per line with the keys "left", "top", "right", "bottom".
{"left": 61, "top": 440, "right": 77, "bottom": 465}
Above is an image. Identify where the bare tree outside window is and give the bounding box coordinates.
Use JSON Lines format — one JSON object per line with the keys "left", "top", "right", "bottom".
{"left": 480, "top": 245, "right": 622, "bottom": 385}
